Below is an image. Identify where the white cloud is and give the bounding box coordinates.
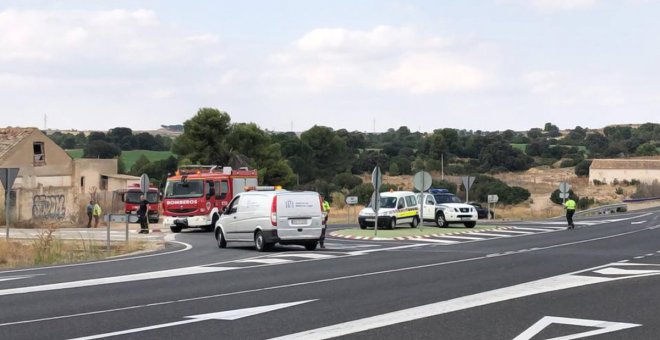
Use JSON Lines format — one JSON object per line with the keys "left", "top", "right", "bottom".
{"left": 522, "top": 70, "right": 560, "bottom": 94}
{"left": 266, "top": 26, "right": 487, "bottom": 94}
{"left": 499, "top": 0, "right": 598, "bottom": 12}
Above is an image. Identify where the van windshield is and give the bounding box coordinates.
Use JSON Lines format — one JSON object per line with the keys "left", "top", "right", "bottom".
{"left": 164, "top": 180, "right": 204, "bottom": 198}
{"left": 368, "top": 197, "right": 398, "bottom": 209}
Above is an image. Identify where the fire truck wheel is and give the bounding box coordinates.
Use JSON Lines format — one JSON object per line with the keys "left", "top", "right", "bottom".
{"left": 205, "top": 214, "right": 219, "bottom": 232}
{"left": 170, "top": 226, "right": 182, "bottom": 233}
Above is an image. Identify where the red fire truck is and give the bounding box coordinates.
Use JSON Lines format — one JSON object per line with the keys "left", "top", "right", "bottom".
{"left": 162, "top": 165, "right": 258, "bottom": 233}
{"left": 121, "top": 184, "right": 161, "bottom": 223}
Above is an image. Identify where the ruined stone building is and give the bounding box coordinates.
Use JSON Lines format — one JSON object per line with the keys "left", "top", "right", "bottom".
{"left": 0, "top": 127, "right": 139, "bottom": 226}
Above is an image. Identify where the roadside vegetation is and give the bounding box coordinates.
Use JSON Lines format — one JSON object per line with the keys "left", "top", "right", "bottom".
{"left": 0, "top": 226, "right": 156, "bottom": 269}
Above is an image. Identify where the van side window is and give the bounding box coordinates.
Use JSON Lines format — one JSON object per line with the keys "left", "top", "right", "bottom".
{"left": 405, "top": 195, "right": 416, "bottom": 207}
{"left": 227, "top": 196, "right": 240, "bottom": 214}
{"left": 426, "top": 195, "right": 434, "bottom": 205}
{"left": 397, "top": 199, "right": 405, "bottom": 209}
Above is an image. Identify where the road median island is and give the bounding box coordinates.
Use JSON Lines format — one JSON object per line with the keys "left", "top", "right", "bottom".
{"left": 331, "top": 225, "right": 513, "bottom": 240}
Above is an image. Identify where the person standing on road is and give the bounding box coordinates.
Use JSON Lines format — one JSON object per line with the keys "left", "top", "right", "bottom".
{"left": 137, "top": 194, "right": 149, "bottom": 234}
{"left": 564, "top": 198, "right": 577, "bottom": 230}
{"left": 92, "top": 201, "right": 102, "bottom": 228}
{"left": 320, "top": 196, "right": 331, "bottom": 249}
{"left": 86, "top": 200, "right": 94, "bottom": 228}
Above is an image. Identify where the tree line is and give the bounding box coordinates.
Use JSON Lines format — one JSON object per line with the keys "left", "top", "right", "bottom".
{"left": 51, "top": 108, "right": 660, "bottom": 205}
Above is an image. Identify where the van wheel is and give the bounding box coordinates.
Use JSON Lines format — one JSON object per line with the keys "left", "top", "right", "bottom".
{"left": 410, "top": 217, "right": 419, "bottom": 228}
{"left": 389, "top": 217, "right": 396, "bottom": 230}
{"left": 435, "top": 213, "right": 448, "bottom": 228}
{"left": 215, "top": 229, "right": 227, "bottom": 248}
{"left": 305, "top": 242, "right": 318, "bottom": 251}
{"left": 464, "top": 221, "right": 476, "bottom": 228}
{"left": 254, "top": 231, "right": 271, "bottom": 252}
{"left": 170, "top": 226, "right": 182, "bottom": 233}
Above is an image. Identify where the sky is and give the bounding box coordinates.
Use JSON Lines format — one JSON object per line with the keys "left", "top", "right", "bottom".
{"left": 1, "top": 0, "right": 659, "bottom": 133}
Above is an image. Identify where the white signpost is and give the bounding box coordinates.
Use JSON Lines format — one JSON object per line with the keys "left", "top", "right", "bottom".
{"left": 345, "top": 196, "right": 358, "bottom": 224}
{"left": 371, "top": 167, "right": 382, "bottom": 236}
{"left": 0, "top": 168, "right": 19, "bottom": 239}
{"left": 413, "top": 171, "right": 432, "bottom": 231}
{"left": 487, "top": 194, "right": 499, "bottom": 220}
{"left": 140, "top": 173, "right": 150, "bottom": 195}
{"left": 559, "top": 181, "right": 571, "bottom": 205}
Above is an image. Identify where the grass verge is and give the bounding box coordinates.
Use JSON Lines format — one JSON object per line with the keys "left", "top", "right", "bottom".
{"left": 0, "top": 226, "right": 159, "bottom": 269}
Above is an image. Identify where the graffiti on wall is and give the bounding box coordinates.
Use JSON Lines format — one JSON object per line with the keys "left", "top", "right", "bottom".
{"left": 32, "top": 195, "right": 66, "bottom": 220}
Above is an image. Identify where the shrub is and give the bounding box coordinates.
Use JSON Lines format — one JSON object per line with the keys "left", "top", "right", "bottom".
{"left": 577, "top": 196, "right": 594, "bottom": 209}
{"left": 592, "top": 179, "right": 604, "bottom": 186}
{"left": 550, "top": 189, "right": 578, "bottom": 205}
{"left": 632, "top": 180, "right": 660, "bottom": 199}
{"left": 615, "top": 187, "right": 624, "bottom": 195}
{"left": 575, "top": 160, "right": 592, "bottom": 177}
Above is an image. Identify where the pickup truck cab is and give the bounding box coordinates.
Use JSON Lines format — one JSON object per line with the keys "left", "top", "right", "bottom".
{"left": 417, "top": 189, "right": 478, "bottom": 228}
{"left": 214, "top": 187, "right": 324, "bottom": 252}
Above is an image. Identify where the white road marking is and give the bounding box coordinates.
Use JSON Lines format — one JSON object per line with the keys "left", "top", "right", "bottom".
{"left": 512, "top": 227, "right": 556, "bottom": 232}
{"left": 0, "top": 266, "right": 237, "bottom": 297}
{"left": 347, "top": 244, "right": 424, "bottom": 255}
{"left": 632, "top": 221, "right": 646, "bottom": 225}
{"left": 70, "top": 300, "right": 316, "bottom": 340}
{"left": 513, "top": 316, "right": 640, "bottom": 340}
{"left": 464, "top": 232, "right": 511, "bottom": 237}
{"left": 272, "top": 253, "right": 337, "bottom": 259}
{"left": 489, "top": 230, "right": 533, "bottom": 234}
{"left": 407, "top": 238, "right": 459, "bottom": 244}
{"left": 432, "top": 235, "right": 486, "bottom": 241}
{"left": 594, "top": 267, "right": 660, "bottom": 276}
{"left": 0, "top": 274, "right": 41, "bottom": 282}
{"left": 235, "top": 258, "right": 293, "bottom": 264}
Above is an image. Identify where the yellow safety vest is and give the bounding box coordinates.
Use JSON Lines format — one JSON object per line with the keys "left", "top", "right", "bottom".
{"left": 564, "top": 199, "right": 576, "bottom": 210}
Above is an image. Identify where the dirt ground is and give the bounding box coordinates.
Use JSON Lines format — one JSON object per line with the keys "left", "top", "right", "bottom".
{"left": 347, "top": 167, "right": 656, "bottom": 222}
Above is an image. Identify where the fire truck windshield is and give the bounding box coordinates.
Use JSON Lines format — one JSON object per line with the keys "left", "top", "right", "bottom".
{"left": 164, "top": 180, "right": 204, "bottom": 198}
{"left": 125, "top": 191, "right": 159, "bottom": 203}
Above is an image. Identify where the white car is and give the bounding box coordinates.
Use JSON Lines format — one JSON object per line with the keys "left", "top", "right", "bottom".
{"left": 417, "top": 189, "right": 478, "bottom": 228}
{"left": 214, "top": 188, "right": 324, "bottom": 251}
{"left": 358, "top": 191, "right": 420, "bottom": 229}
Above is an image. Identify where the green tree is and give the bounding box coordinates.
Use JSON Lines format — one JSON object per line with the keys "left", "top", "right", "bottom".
{"left": 108, "top": 127, "right": 135, "bottom": 150}
{"left": 333, "top": 173, "right": 363, "bottom": 190}
{"left": 172, "top": 108, "right": 232, "bottom": 164}
{"left": 300, "top": 125, "right": 352, "bottom": 180}
{"left": 130, "top": 154, "right": 151, "bottom": 175}
{"left": 575, "top": 160, "right": 592, "bottom": 177}
{"left": 635, "top": 142, "right": 658, "bottom": 156}
{"left": 83, "top": 140, "right": 121, "bottom": 159}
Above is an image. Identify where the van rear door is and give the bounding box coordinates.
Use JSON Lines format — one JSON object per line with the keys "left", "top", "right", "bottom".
{"left": 276, "top": 192, "right": 323, "bottom": 240}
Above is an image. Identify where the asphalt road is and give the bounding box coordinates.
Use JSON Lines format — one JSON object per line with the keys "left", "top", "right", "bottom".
{"left": 1, "top": 208, "right": 660, "bottom": 339}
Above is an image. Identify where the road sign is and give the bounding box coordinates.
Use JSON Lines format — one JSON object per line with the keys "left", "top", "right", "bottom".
{"left": 103, "top": 214, "right": 140, "bottom": 223}
{"left": 140, "top": 173, "right": 150, "bottom": 195}
{"left": 560, "top": 192, "right": 570, "bottom": 199}
{"left": 371, "top": 167, "right": 382, "bottom": 191}
{"left": 0, "top": 168, "right": 19, "bottom": 191}
{"left": 487, "top": 194, "right": 499, "bottom": 203}
{"left": 413, "top": 171, "right": 432, "bottom": 192}
{"left": 462, "top": 176, "right": 476, "bottom": 202}
{"left": 559, "top": 181, "right": 571, "bottom": 193}
{"left": 345, "top": 196, "right": 358, "bottom": 205}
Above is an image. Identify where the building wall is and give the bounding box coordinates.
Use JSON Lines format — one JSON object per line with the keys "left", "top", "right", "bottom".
{"left": 0, "top": 130, "right": 73, "bottom": 181}
{"left": 73, "top": 159, "right": 118, "bottom": 194}
{"left": 590, "top": 169, "right": 660, "bottom": 184}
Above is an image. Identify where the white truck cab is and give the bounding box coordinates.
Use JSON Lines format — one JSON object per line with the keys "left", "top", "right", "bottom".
{"left": 418, "top": 189, "right": 478, "bottom": 228}
{"left": 358, "top": 191, "right": 420, "bottom": 229}
{"left": 214, "top": 187, "right": 324, "bottom": 252}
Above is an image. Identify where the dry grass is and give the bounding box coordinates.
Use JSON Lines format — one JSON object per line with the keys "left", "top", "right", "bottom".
{"left": 0, "top": 225, "right": 156, "bottom": 269}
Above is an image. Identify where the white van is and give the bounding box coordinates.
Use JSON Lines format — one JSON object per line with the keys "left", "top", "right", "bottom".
{"left": 214, "top": 188, "right": 324, "bottom": 251}
{"left": 358, "top": 191, "right": 420, "bottom": 229}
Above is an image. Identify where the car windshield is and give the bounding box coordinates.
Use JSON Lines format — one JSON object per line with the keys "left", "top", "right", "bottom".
{"left": 434, "top": 194, "right": 462, "bottom": 204}
{"left": 125, "top": 191, "right": 159, "bottom": 203}
{"left": 164, "top": 180, "right": 204, "bottom": 198}
{"left": 368, "top": 197, "right": 398, "bottom": 209}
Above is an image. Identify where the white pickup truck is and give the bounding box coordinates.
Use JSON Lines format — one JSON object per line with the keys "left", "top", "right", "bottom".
{"left": 417, "top": 189, "right": 478, "bottom": 228}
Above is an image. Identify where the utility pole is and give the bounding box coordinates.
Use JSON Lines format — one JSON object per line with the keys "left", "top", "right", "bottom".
{"left": 441, "top": 153, "right": 444, "bottom": 180}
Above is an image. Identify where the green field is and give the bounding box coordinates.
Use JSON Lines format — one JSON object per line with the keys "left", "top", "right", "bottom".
{"left": 510, "top": 143, "right": 588, "bottom": 155}
{"left": 66, "top": 149, "right": 173, "bottom": 169}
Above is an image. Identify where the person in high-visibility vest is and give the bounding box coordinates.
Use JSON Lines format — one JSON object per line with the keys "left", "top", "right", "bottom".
{"left": 564, "top": 198, "right": 576, "bottom": 230}
{"left": 320, "top": 196, "right": 330, "bottom": 248}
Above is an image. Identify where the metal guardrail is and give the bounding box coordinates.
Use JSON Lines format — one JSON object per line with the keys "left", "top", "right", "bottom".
{"left": 623, "top": 196, "right": 660, "bottom": 203}
{"left": 575, "top": 203, "right": 628, "bottom": 217}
